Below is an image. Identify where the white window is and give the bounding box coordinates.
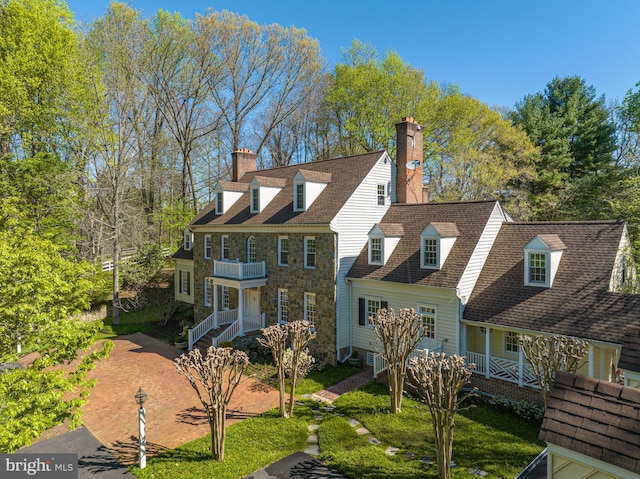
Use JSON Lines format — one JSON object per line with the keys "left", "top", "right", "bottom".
{"left": 527, "top": 252, "right": 547, "bottom": 285}
{"left": 304, "top": 292, "right": 316, "bottom": 327}
{"left": 304, "top": 236, "right": 316, "bottom": 269}
{"left": 184, "top": 229, "right": 193, "bottom": 251}
{"left": 418, "top": 305, "right": 436, "bottom": 339}
{"left": 179, "top": 270, "right": 190, "bottom": 295}
{"left": 422, "top": 238, "right": 438, "bottom": 268}
{"left": 221, "top": 285, "right": 230, "bottom": 310}
{"left": 216, "top": 191, "right": 223, "bottom": 214}
{"left": 367, "top": 298, "right": 381, "bottom": 326}
{"left": 505, "top": 331, "right": 519, "bottom": 353}
{"left": 247, "top": 236, "right": 256, "bottom": 263}
{"left": 278, "top": 289, "right": 289, "bottom": 323}
{"left": 278, "top": 236, "right": 289, "bottom": 266}
{"left": 221, "top": 235, "right": 229, "bottom": 260}
{"left": 377, "top": 184, "right": 386, "bottom": 206}
{"left": 369, "top": 237, "right": 383, "bottom": 265}
{"left": 251, "top": 187, "right": 260, "bottom": 213}
{"left": 204, "top": 235, "right": 212, "bottom": 259}
{"left": 294, "top": 182, "right": 305, "bottom": 211}
{"left": 204, "top": 278, "right": 213, "bottom": 306}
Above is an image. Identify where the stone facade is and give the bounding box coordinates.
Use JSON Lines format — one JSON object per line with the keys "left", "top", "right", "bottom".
{"left": 192, "top": 230, "right": 338, "bottom": 364}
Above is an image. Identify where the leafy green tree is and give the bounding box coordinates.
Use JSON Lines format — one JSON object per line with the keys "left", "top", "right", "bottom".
{"left": 510, "top": 76, "right": 617, "bottom": 219}
{"left": 0, "top": 200, "right": 112, "bottom": 452}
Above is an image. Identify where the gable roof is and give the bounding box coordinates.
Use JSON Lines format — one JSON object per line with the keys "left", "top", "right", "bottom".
{"left": 347, "top": 200, "right": 499, "bottom": 289}
{"left": 191, "top": 151, "right": 385, "bottom": 227}
{"left": 619, "top": 325, "right": 640, "bottom": 373}
{"left": 540, "top": 371, "right": 640, "bottom": 474}
{"left": 427, "top": 222, "right": 460, "bottom": 237}
{"left": 463, "top": 220, "right": 640, "bottom": 344}
{"left": 372, "top": 223, "right": 404, "bottom": 237}
{"left": 172, "top": 245, "right": 193, "bottom": 260}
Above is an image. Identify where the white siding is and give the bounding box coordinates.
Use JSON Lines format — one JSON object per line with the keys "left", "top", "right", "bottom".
{"left": 457, "top": 201, "right": 507, "bottom": 303}
{"left": 174, "top": 258, "right": 194, "bottom": 304}
{"left": 350, "top": 280, "right": 459, "bottom": 356}
{"left": 330, "top": 153, "right": 394, "bottom": 358}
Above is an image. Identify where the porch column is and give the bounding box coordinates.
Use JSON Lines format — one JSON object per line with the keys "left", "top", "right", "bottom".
{"left": 485, "top": 327, "right": 491, "bottom": 379}
{"left": 518, "top": 345, "right": 524, "bottom": 387}
{"left": 588, "top": 343, "right": 594, "bottom": 378}
{"left": 213, "top": 283, "right": 219, "bottom": 329}
{"left": 461, "top": 323, "right": 467, "bottom": 358}
{"left": 600, "top": 347, "right": 606, "bottom": 380}
{"left": 238, "top": 286, "right": 245, "bottom": 336}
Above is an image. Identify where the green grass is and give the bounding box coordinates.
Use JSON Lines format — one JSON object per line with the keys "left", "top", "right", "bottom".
{"left": 96, "top": 306, "right": 174, "bottom": 339}
{"left": 294, "top": 365, "right": 361, "bottom": 395}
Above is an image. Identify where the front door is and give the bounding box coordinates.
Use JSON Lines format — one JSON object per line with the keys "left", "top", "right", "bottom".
{"left": 243, "top": 289, "right": 261, "bottom": 318}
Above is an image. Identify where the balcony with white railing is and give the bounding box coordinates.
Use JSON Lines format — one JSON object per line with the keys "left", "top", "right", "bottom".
{"left": 214, "top": 260, "right": 266, "bottom": 280}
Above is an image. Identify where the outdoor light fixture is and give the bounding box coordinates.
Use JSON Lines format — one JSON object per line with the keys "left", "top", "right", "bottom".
{"left": 134, "top": 386, "right": 147, "bottom": 469}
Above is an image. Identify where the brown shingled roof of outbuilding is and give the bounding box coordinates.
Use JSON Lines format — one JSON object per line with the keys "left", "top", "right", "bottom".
{"left": 619, "top": 325, "right": 640, "bottom": 373}
{"left": 540, "top": 371, "right": 640, "bottom": 474}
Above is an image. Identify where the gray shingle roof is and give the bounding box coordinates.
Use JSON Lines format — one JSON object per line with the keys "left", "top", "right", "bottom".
{"left": 172, "top": 245, "right": 193, "bottom": 260}
{"left": 463, "top": 221, "right": 640, "bottom": 344}
{"left": 619, "top": 325, "right": 640, "bottom": 373}
{"left": 192, "top": 152, "right": 384, "bottom": 227}
{"left": 347, "top": 200, "right": 498, "bottom": 289}
{"left": 540, "top": 371, "right": 640, "bottom": 474}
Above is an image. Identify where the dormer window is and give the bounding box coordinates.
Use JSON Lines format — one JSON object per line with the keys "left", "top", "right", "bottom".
{"left": 251, "top": 186, "right": 259, "bottom": 213}
{"left": 216, "top": 191, "right": 223, "bottom": 214}
{"left": 524, "top": 234, "right": 565, "bottom": 287}
{"left": 420, "top": 223, "right": 459, "bottom": 270}
{"left": 367, "top": 223, "right": 403, "bottom": 266}
{"left": 250, "top": 176, "right": 285, "bottom": 213}
{"left": 292, "top": 169, "right": 331, "bottom": 212}
{"left": 183, "top": 228, "right": 193, "bottom": 251}
{"left": 294, "top": 182, "right": 305, "bottom": 211}
{"left": 213, "top": 181, "right": 248, "bottom": 215}
{"left": 370, "top": 238, "right": 383, "bottom": 264}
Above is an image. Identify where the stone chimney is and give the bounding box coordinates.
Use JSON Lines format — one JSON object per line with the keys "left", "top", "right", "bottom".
{"left": 395, "top": 117, "right": 424, "bottom": 204}
{"left": 232, "top": 148, "right": 257, "bottom": 181}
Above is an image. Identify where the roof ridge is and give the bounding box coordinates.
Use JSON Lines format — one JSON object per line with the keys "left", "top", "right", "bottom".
{"left": 506, "top": 219, "right": 625, "bottom": 226}
{"left": 389, "top": 199, "right": 497, "bottom": 207}
{"left": 246, "top": 150, "right": 385, "bottom": 174}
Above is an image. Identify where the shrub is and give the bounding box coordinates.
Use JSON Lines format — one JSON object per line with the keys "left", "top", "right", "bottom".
{"left": 218, "top": 341, "right": 234, "bottom": 349}
{"left": 487, "top": 395, "right": 544, "bottom": 422}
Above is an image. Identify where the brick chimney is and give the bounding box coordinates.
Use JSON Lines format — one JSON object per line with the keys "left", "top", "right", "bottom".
{"left": 232, "top": 148, "right": 257, "bottom": 181}
{"left": 395, "top": 117, "right": 424, "bottom": 204}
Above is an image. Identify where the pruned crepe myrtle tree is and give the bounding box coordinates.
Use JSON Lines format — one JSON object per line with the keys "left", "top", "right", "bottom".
{"left": 408, "top": 353, "right": 476, "bottom": 479}
{"left": 258, "top": 323, "right": 289, "bottom": 417}
{"left": 370, "top": 307, "right": 427, "bottom": 413}
{"left": 175, "top": 346, "right": 249, "bottom": 461}
{"left": 286, "top": 321, "right": 316, "bottom": 417}
{"left": 519, "top": 334, "right": 588, "bottom": 409}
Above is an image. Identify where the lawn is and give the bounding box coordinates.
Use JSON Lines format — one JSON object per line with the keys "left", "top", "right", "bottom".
{"left": 132, "top": 379, "right": 544, "bottom": 479}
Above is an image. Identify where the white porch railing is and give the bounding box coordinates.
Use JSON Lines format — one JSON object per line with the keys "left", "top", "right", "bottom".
{"left": 188, "top": 309, "right": 239, "bottom": 350}
{"left": 214, "top": 260, "right": 266, "bottom": 280}
{"left": 213, "top": 313, "right": 265, "bottom": 347}
{"left": 373, "top": 345, "right": 443, "bottom": 378}
{"left": 466, "top": 351, "right": 538, "bottom": 389}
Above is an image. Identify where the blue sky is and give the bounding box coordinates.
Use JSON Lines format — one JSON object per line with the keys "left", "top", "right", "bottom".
{"left": 65, "top": 0, "right": 640, "bottom": 109}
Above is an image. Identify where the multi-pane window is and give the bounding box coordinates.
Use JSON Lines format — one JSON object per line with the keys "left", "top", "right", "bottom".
{"left": 221, "top": 285, "right": 230, "bottom": 310}
{"left": 418, "top": 305, "right": 436, "bottom": 339}
{"left": 251, "top": 187, "right": 260, "bottom": 213}
{"left": 370, "top": 238, "right": 382, "bottom": 264}
{"left": 367, "top": 298, "right": 381, "bottom": 326}
{"left": 179, "top": 270, "right": 190, "bottom": 295}
{"left": 304, "top": 292, "right": 316, "bottom": 327}
{"left": 505, "top": 331, "right": 520, "bottom": 353}
{"left": 221, "top": 235, "right": 229, "bottom": 260}
{"left": 216, "top": 191, "right": 223, "bottom": 214}
{"left": 423, "top": 238, "right": 438, "bottom": 268}
{"left": 184, "top": 229, "right": 193, "bottom": 250}
{"left": 528, "top": 253, "right": 547, "bottom": 284}
{"left": 304, "top": 237, "right": 316, "bottom": 269}
{"left": 204, "top": 278, "right": 213, "bottom": 306}
{"left": 278, "top": 289, "right": 289, "bottom": 323}
{"left": 247, "top": 236, "right": 256, "bottom": 263}
{"left": 278, "top": 236, "right": 289, "bottom": 266}
{"left": 204, "top": 235, "right": 212, "bottom": 259}
{"left": 295, "top": 183, "right": 305, "bottom": 211}
{"left": 377, "top": 184, "right": 386, "bottom": 206}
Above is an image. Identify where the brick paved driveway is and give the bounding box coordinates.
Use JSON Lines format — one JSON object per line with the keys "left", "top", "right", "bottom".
{"left": 82, "top": 333, "right": 279, "bottom": 464}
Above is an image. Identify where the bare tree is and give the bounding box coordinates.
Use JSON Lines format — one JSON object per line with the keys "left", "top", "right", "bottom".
{"left": 520, "top": 334, "right": 588, "bottom": 409}
{"left": 286, "top": 320, "right": 316, "bottom": 417}
{"left": 175, "top": 346, "right": 249, "bottom": 461}
{"left": 408, "top": 353, "right": 476, "bottom": 479}
{"left": 370, "top": 307, "right": 427, "bottom": 413}
{"left": 258, "top": 323, "right": 289, "bottom": 417}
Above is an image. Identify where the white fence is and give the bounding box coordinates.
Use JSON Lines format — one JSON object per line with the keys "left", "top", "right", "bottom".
{"left": 101, "top": 247, "right": 171, "bottom": 272}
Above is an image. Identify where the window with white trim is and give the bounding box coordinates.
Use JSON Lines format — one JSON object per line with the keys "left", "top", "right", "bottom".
{"left": 369, "top": 237, "right": 383, "bottom": 264}
{"left": 216, "top": 191, "right": 223, "bottom": 214}
{"left": 294, "top": 182, "right": 305, "bottom": 211}
{"left": 527, "top": 252, "right": 547, "bottom": 285}
{"left": 304, "top": 292, "right": 316, "bottom": 327}
{"left": 221, "top": 285, "right": 230, "bottom": 310}
{"left": 367, "top": 298, "right": 381, "bottom": 326}
{"left": 377, "top": 184, "right": 386, "bottom": 206}
{"left": 418, "top": 305, "right": 436, "bottom": 339}
{"left": 247, "top": 236, "right": 256, "bottom": 263}
{"left": 184, "top": 229, "right": 193, "bottom": 251}
{"left": 251, "top": 187, "right": 259, "bottom": 213}
{"left": 504, "top": 331, "right": 519, "bottom": 353}
{"left": 278, "top": 289, "right": 289, "bottom": 323}
{"left": 304, "top": 236, "right": 316, "bottom": 269}
{"left": 204, "top": 278, "right": 213, "bottom": 306}
{"left": 422, "top": 237, "right": 438, "bottom": 268}
{"left": 179, "top": 270, "right": 190, "bottom": 295}
{"left": 278, "top": 236, "right": 289, "bottom": 266}
{"left": 204, "top": 235, "right": 212, "bottom": 259}
{"left": 221, "top": 235, "right": 229, "bottom": 260}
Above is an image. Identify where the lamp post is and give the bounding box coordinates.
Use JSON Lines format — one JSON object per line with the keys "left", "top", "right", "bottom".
{"left": 134, "top": 387, "right": 147, "bottom": 469}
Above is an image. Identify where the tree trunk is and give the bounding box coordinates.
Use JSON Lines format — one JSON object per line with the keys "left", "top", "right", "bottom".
{"left": 287, "top": 368, "right": 298, "bottom": 418}
{"left": 388, "top": 367, "right": 404, "bottom": 413}
{"left": 112, "top": 231, "right": 120, "bottom": 326}
{"left": 278, "top": 366, "right": 288, "bottom": 418}
{"left": 211, "top": 404, "right": 226, "bottom": 461}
